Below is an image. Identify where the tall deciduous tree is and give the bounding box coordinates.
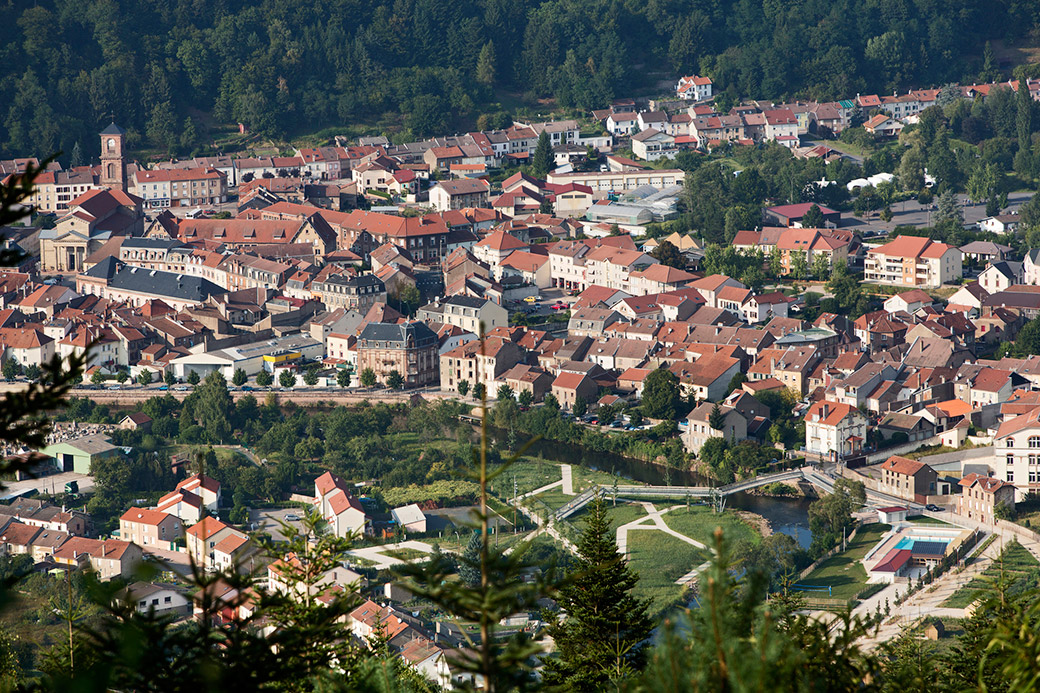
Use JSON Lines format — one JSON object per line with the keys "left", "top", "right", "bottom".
{"left": 651, "top": 240, "right": 684, "bottom": 269}
{"left": 359, "top": 368, "right": 376, "bottom": 388}
{"left": 336, "top": 369, "right": 351, "bottom": 388}
{"left": 543, "top": 497, "right": 652, "bottom": 689}
{"left": 279, "top": 370, "right": 297, "bottom": 389}
{"left": 641, "top": 368, "right": 681, "bottom": 420}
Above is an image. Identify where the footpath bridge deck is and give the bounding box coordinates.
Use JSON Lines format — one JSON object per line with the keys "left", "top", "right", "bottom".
{"left": 554, "top": 468, "right": 808, "bottom": 520}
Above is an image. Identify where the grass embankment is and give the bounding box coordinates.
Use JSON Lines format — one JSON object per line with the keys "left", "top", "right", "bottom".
{"left": 1012, "top": 497, "right": 1040, "bottom": 534}
{"left": 941, "top": 542, "right": 1040, "bottom": 609}
{"left": 797, "top": 523, "right": 891, "bottom": 601}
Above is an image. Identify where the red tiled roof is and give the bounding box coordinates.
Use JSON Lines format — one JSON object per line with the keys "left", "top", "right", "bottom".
{"left": 120, "top": 508, "right": 174, "bottom": 527}
{"left": 873, "top": 548, "right": 911, "bottom": 573}
{"left": 880, "top": 455, "right": 926, "bottom": 477}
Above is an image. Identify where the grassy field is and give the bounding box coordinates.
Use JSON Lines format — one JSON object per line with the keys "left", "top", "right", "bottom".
{"left": 908, "top": 516, "right": 953, "bottom": 526}
{"left": 491, "top": 458, "right": 563, "bottom": 497}
{"left": 942, "top": 542, "right": 1040, "bottom": 609}
{"left": 490, "top": 459, "right": 632, "bottom": 500}
{"left": 524, "top": 489, "right": 575, "bottom": 513}
{"left": 796, "top": 524, "right": 891, "bottom": 601}
{"left": 626, "top": 530, "right": 709, "bottom": 615}
{"left": 659, "top": 506, "right": 758, "bottom": 548}
{"left": 566, "top": 500, "right": 653, "bottom": 531}
{"left": 572, "top": 465, "right": 636, "bottom": 493}
{"left": 383, "top": 547, "right": 429, "bottom": 562}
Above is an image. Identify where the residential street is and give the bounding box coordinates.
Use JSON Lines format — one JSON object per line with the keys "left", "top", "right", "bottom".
{"left": 0, "top": 472, "right": 94, "bottom": 500}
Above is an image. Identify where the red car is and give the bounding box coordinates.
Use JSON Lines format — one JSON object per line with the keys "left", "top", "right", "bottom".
{"left": 550, "top": 302, "right": 569, "bottom": 311}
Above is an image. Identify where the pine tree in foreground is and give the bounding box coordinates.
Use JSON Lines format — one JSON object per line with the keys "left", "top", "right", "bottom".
{"left": 542, "top": 497, "right": 652, "bottom": 690}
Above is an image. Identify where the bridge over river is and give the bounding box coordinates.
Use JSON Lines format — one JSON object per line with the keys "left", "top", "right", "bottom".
{"left": 553, "top": 467, "right": 923, "bottom": 521}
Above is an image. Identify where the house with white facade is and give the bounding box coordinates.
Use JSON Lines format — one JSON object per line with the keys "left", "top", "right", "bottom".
{"left": 804, "top": 401, "right": 868, "bottom": 459}
{"left": 676, "top": 75, "right": 713, "bottom": 101}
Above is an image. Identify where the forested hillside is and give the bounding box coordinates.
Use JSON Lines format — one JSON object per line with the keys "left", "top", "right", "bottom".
{"left": 3, "top": 0, "right": 1038, "bottom": 161}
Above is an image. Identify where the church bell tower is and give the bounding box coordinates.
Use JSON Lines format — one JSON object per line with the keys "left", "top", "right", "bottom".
{"left": 99, "top": 122, "right": 127, "bottom": 191}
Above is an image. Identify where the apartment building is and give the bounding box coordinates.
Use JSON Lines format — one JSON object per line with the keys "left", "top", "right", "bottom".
{"left": 993, "top": 405, "right": 1040, "bottom": 499}
{"left": 804, "top": 401, "right": 868, "bottom": 458}
{"left": 119, "top": 508, "right": 182, "bottom": 547}
{"left": 864, "top": 236, "right": 962, "bottom": 288}
{"left": 356, "top": 321, "right": 439, "bottom": 387}
{"left": 27, "top": 169, "right": 102, "bottom": 213}
{"left": 545, "top": 169, "right": 686, "bottom": 192}
{"left": 132, "top": 167, "right": 227, "bottom": 209}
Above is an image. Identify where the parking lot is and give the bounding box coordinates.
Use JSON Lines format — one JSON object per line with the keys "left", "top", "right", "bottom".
{"left": 249, "top": 507, "right": 309, "bottom": 542}
{"left": 508, "top": 287, "right": 576, "bottom": 317}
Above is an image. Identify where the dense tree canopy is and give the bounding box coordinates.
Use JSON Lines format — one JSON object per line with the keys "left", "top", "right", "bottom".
{"left": 2, "top": 0, "right": 1036, "bottom": 160}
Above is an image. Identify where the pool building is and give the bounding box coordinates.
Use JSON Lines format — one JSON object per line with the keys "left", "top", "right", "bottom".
{"left": 866, "top": 524, "right": 973, "bottom": 584}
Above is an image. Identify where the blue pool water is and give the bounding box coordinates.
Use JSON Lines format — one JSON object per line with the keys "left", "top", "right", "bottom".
{"left": 895, "top": 538, "right": 948, "bottom": 551}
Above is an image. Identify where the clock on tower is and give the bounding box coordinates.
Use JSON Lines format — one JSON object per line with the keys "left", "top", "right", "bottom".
{"left": 99, "top": 122, "right": 127, "bottom": 192}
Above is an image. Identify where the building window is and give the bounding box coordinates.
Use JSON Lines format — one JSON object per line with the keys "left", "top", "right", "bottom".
{"left": 1030, "top": 436, "right": 1040, "bottom": 448}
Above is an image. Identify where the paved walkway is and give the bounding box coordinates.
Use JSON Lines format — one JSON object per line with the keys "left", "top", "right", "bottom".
{"left": 515, "top": 479, "right": 562, "bottom": 500}
{"left": 561, "top": 464, "right": 573, "bottom": 495}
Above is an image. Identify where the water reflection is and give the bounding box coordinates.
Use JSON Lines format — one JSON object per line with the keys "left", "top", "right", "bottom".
{"left": 497, "top": 431, "right": 813, "bottom": 548}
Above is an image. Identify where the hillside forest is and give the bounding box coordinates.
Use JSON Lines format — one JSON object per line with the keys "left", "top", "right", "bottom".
{"left": 4, "top": 0, "right": 1040, "bottom": 161}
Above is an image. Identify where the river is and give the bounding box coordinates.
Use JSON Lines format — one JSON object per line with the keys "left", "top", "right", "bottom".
{"left": 496, "top": 432, "right": 814, "bottom": 549}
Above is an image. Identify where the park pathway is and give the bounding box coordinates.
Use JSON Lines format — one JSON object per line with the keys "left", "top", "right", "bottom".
{"left": 615, "top": 503, "right": 712, "bottom": 585}
{"left": 515, "top": 479, "right": 562, "bottom": 500}
{"left": 561, "top": 464, "right": 574, "bottom": 495}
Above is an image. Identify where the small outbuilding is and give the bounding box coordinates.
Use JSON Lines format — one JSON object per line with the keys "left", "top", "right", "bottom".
{"left": 924, "top": 620, "right": 946, "bottom": 640}
{"left": 877, "top": 506, "right": 908, "bottom": 524}
{"left": 391, "top": 504, "right": 428, "bottom": 533}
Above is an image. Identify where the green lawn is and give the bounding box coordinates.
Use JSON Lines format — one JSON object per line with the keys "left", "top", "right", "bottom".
{"left": 797, "top": 524, "right": 891, "bottom": 601}
{"left": 659, "top": 506, "right": 758, "bottom": 548}
{"left": 491, "top": 458, "right": 564, "bottom": 498}
{"left": 942, "top": 542, "right": 1040, "bottom": 609}
{"left": 907, "top": 516, "right": 953, "bottom": 526}
{"left": 572, "top": 466, "right": 636, "bottom": 493}
{"left": 565, "top": 500, "right": 654, "bottom": 533}
{"left": 626, "top": 530, "right": 710, "bottom": 616}
{"left": 382, "top": 547, "right": 429, "bottom": 562}
{"left": 524, "top": 489, "right": 575, "bottom": 513}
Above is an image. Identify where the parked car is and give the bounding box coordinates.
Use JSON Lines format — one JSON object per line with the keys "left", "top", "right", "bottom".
{"left": 925, "top": 504, "right": 941, "bottom": 512}
{"left": 523, "top": 295, "right": 538, "bottom": 303}
{"left": 550, "top": 302, "right": 568, "bottom": 311}
{"left": 284, "top": 513, "right": 300, "bottom": 522}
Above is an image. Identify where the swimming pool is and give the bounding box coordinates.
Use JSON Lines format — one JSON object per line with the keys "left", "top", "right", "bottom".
{"left": 895, "top": 537, "right": 949, "bottom": 551}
